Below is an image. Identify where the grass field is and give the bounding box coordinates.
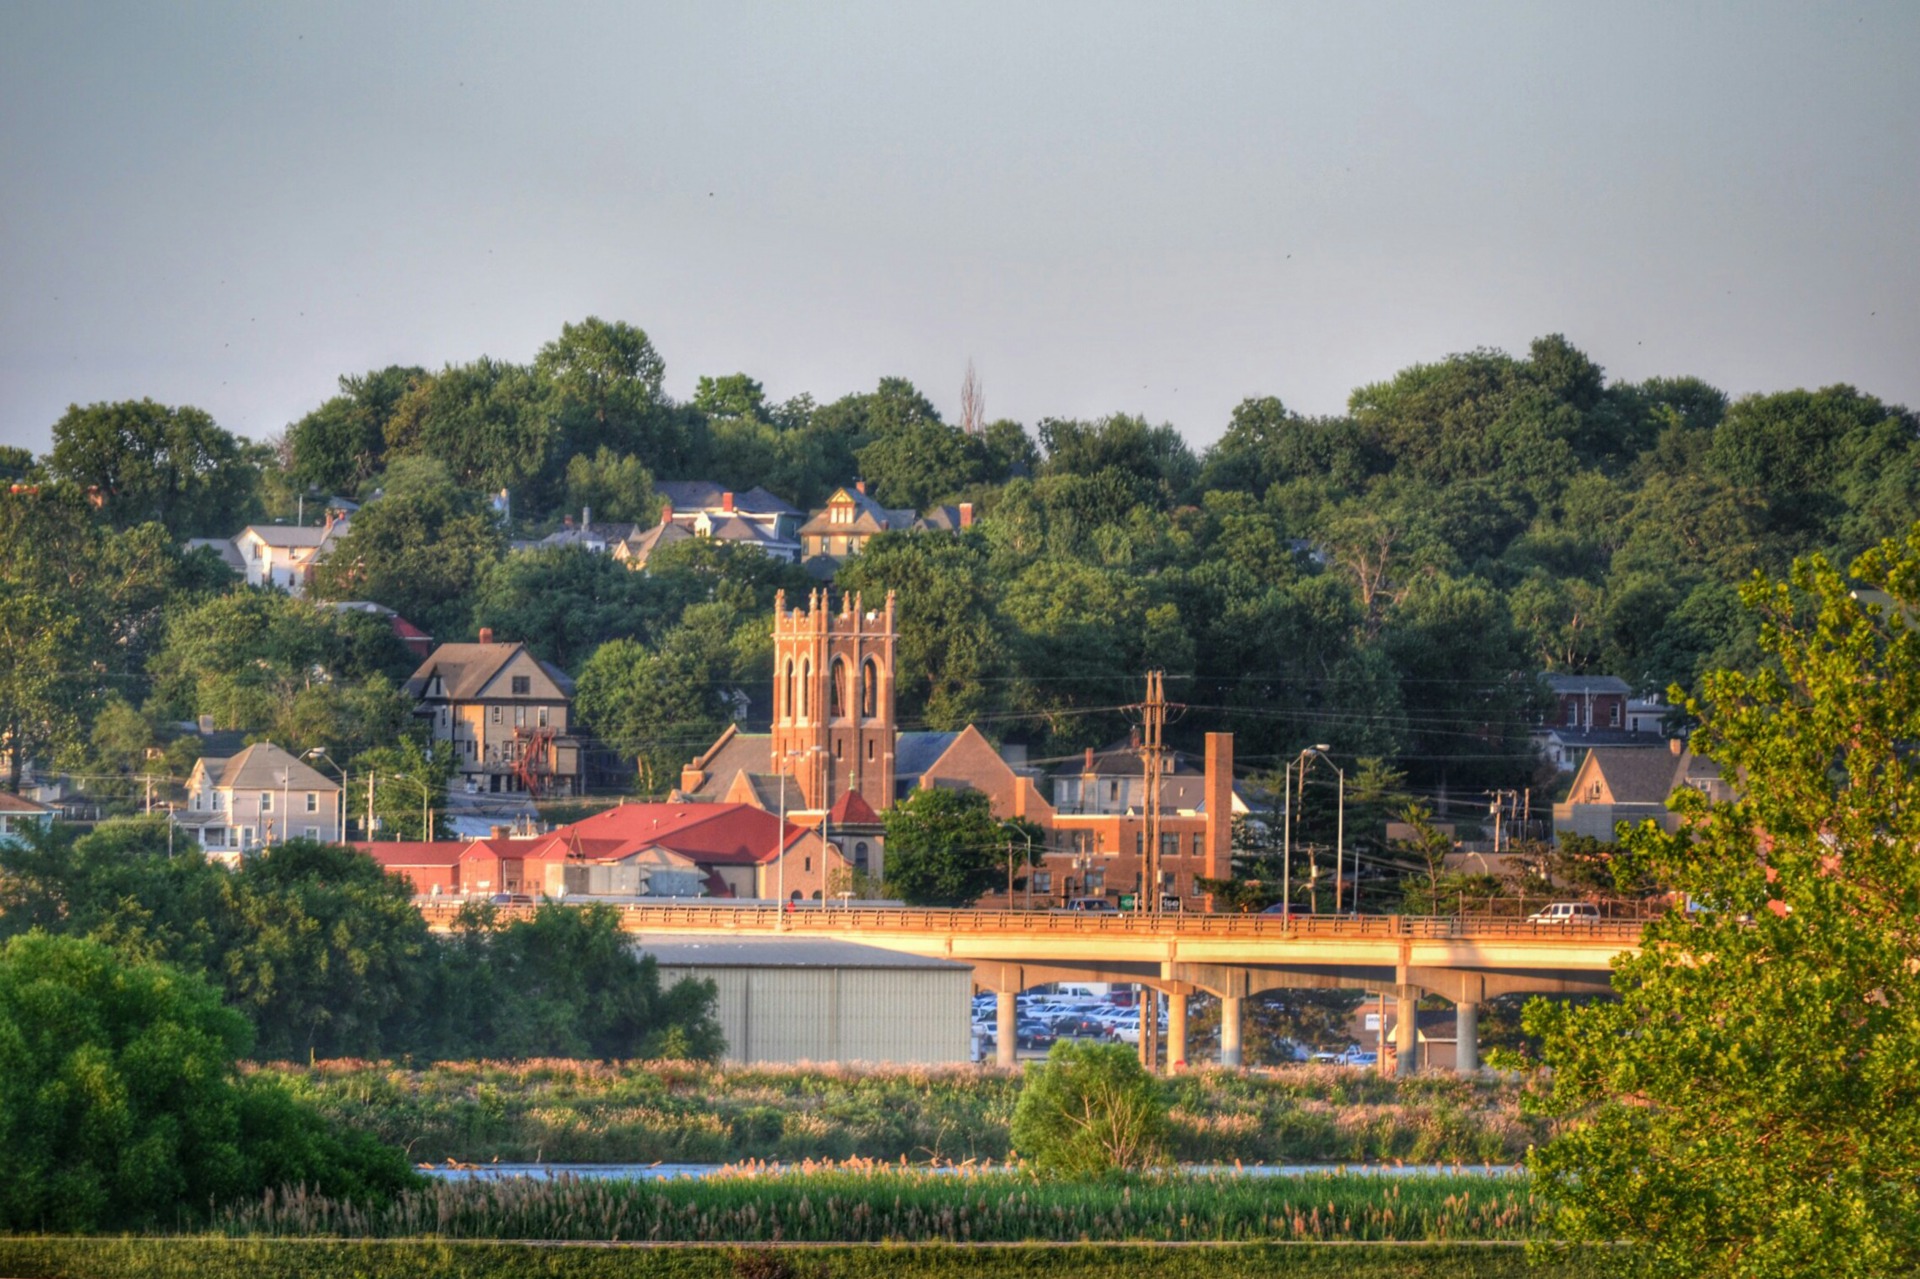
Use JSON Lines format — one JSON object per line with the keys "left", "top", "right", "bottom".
{"left": 257, "top": 1059, "right": 1543, "bottom": 1167}
{"left": 0, "top": 1239, "right": 1608, "bottom": 1279}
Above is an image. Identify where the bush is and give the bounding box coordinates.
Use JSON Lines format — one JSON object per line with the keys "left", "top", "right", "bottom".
{"left": 1010, "top": 1040, "right": 1170, "bottom": 1176}
{"left": 0, "top": 932, "right": 419, "bottom": 1231}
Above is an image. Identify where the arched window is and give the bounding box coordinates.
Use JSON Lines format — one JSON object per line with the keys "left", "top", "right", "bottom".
{"left": 830, "top": 658, "right": 848, "bottom": 718}
{"left": 800, "top": 658, "right": 812, "bottom": 720}
{"left": 861, "top": 658, "right": 879, "bottom": 717}
{"left": 853, "top": 841, "right": 869, "bottom": 872}
{"left": 782, "top": 660, "right": 795, "bottom": 722}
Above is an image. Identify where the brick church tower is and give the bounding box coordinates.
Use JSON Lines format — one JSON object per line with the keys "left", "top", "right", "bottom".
{"left": 769, "top": 589, "right": 897, "bottom": 813}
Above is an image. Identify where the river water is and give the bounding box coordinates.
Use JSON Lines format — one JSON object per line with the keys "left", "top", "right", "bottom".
{"left": 425, "top": 1162, "right": 1521, "bottom": 1182}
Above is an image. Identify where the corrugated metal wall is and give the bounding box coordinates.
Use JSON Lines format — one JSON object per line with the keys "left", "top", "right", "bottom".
{"left": 655, "top": 964, "right": 970, "bottom": 1064}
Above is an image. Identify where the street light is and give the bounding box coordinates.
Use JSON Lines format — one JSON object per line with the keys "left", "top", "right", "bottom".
{"left": 1283, "top": 745, "right": 1347, "bottom": 916}
{"left": 302, "top": 747, "right": 347, "bottom": 842}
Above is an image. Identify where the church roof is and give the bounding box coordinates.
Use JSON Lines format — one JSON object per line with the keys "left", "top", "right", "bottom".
{"left": 827, "top": 789, "right": 882, "bottom": 826}
{"left": 894, "top": 731, "right": 959, "bottom": 781}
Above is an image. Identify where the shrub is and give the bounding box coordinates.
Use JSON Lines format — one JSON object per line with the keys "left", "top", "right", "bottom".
{"left": 1009, "top": 1040, "right": 1170, "bottom": 1176}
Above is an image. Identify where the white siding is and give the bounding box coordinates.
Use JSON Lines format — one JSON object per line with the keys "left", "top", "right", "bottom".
{"left": 654, "top": 964, "right": 970, "bottom": 1065}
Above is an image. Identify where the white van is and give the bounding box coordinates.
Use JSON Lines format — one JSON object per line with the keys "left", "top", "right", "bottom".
{"left": 1527, "top": 901, "right": 1602, "bottom": 924}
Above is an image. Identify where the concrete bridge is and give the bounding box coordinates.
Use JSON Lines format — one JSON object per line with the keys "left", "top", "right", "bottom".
{"left": 420, "top": 903, "right": 1642, "bottom": 1075}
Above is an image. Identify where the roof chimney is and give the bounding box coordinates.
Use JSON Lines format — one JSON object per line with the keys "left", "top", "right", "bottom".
{"left": 660, "top": 499, "right": 673, "bottom": 523}
{"left": 958, "top": 501, "right": 973, "bottom": 529}
{"left": 721, "top": 491, "right": 735, "bottom": 512}
{"left": 478, "top": 627, "right": 495, "bottom": 644}
{"left": 490, "top": 825, "right": 508, "bottom": 840}
{"left": 1670, "top": 736, "right": 1684, "bottom": 756}
{"left": 854, "top": 480, "right": 866, "bottom": 495}
{"left": 1085, "top": 747, "right": 1096, "bottom": 771}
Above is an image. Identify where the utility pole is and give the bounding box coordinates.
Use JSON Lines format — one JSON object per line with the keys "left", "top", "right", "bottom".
{"left": 367, "top": 774, "right": 376, "bottom": 841}
{"left": 1138, "top": 670, "right": 1167, "bottom": 1072}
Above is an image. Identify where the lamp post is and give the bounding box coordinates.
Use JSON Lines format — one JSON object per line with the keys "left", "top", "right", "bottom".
{"left": 302, "top": 747, "right": 347, "bottom": 842}
{"left": 1284, "top": 745, "right": 1347, "bottom": 915}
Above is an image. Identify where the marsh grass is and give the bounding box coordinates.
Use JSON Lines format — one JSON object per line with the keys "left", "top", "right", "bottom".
{"left": 253, "top": 1060, "right": 1544, "bottom": 1166}
{"left": 215, "top": 1164, "right": 1540, "bottom": 1244}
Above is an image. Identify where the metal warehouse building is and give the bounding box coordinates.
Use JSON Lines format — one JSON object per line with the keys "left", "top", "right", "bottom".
{"left": 637, "top": 935, "right": 972, "bottom": 1065}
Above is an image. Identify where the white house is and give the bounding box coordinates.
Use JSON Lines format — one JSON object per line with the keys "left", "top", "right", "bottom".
{"left": 0, "top": 792, "right": 54, "bottom": 845}
{"left": 229, "top": 509, "right": 353, "bottom": 595}
{"left": 171, "top": 742, "right": 343, "bottom": 861}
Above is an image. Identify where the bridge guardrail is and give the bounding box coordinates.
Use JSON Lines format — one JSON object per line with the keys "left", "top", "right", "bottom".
{"left": 415, "top": 901, "right": 1647, "bottom": 942}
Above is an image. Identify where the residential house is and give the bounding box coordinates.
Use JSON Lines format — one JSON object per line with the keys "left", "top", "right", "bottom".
{"left": 406, "top": 632, "right": 583, "bottom": 798}
{"left": 1534, "top": 674, "right": 1667, "bottom": 771}
{"left": 172, "top": 742, "right": 343, "bottom": 860}
{"left": 796, "top": 483, "right": 973, "bottom": 570}
{"left": 229, "top": 508, "right": 353, "bottom": 595}
{"left": 1552, "top": 740, "right": 1733, "bottom": 843}
{"left": 615, "top": 484, "right": 804, "bottom": 569}
{"left": 0, "top": 792, "right": 53, "bottom": 845}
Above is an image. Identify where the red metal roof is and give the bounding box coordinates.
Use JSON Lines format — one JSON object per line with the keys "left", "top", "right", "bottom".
{"left": 564, "top": 802, "right": 804, "bottom": 865}
{"left": 352, "top": 840, "right": 468, "bottom": 867}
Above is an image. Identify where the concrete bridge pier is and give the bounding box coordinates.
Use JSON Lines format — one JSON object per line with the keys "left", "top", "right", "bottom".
{"left": 1457, "top": 1000, "right": 1480, "bottom": 1075}
{"left": 1167, "top": 989, "right": 1188, "bottom": 1071}
{"left": 996, "top": 989, "right": 1018, "bottom": 1069}
{"left": 1219, "top": 995, "right": 1243, "bottom": 1067}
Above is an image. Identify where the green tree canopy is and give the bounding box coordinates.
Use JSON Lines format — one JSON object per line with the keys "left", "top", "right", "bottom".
{"left": 880, "top": 786, "right": 1005, "bottom": 906}
{"left": 0, "top": 931, "right": 417, "bottom": 1231}
{"left": 46, "top": 399, "right": 258, "bottom": 537}
{"left": 1525, "top": 527, "right": 1920, "bottom": 1277}
{"left": 285, "top": 366, "right": 424, "bottom": 496}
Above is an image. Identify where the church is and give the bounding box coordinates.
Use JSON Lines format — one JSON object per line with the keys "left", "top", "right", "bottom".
{"left": 679, "top": 589, "right": 1238, "bottom": 910}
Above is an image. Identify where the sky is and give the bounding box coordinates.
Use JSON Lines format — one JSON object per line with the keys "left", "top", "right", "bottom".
{"left": 3, "top": 2, "right": 1917, "bottom": 456}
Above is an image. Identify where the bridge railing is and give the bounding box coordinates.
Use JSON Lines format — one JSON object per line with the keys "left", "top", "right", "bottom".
{"left": 416, "top": 901, "right": 1648, "bottom": 942}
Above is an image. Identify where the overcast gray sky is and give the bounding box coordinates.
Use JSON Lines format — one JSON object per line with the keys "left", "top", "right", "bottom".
{"left": 3, "top": 2, "right": 1916, "bottom": 455}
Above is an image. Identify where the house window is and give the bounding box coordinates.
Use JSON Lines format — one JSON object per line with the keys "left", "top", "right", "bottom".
{"left": 511, "top": 676, "right": 530, "bottom": 695}
{"left": 515, "top": 706, "right": 526, "bottom": 728}
{"left": 1085, "top": 870, "right": 1105, "bottom": 893}
{"left": 492, "top": 706, "right": 501, "bottom": 724}
{"left": 1610, "top": 703, "right": 1622, "bottom": 727}
{"left": 538, "top": 706, "right": 549, "bottom": 728}
{"left": 304, "top": 826, "right": 320, "bottom": 839}
{"left": 1566, "top": 702, "right": 1580, "bottom": 726}
{"left": 439, "top": 708, "right": 448, "bottom": 729}
{"left": 1161, "top": 833, "right": 1179, "bottom": 859}
{"left": 853, "top": 841, "right": 869, "bottom": 871}
{"left": 260, "top": 791, "right": 272, "bottom": 813}
{"left": 1192, "top": 833, "right": 1204, "bottom": 856}
{"left": 305, "top": 792, "right": 318, "bottom": 813}
{"left": 1589, "top": 782, "right": 1602, "bottom": 800}
{"left": 1033, "top": 871, "right": 1052, "bottom": 893}
{"left": 1135, "top": 832, "right": 1144, "bottom": 854}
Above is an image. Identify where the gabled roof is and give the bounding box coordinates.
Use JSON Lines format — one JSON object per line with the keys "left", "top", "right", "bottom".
{"left": 685, "top": 726, "right": 772, "bottom": 800}
{"left": 894, "top": 731, "right": 960, "bottom": 781}
{"left": 1577, "top": 747, "right": 1688, "bottom": 806}
{"left": 406, "top": 642, "right": 575, "bottom": 700}
{"left": 238, "top": 524, "right": 336, "bottom": 549}
{"left": 203, "top": 743, "right": 339, "bottom": 793}
{"left": 564, "top": 801, "right": 807, "bottom": 866}
{"left": 0, "top": 792, "right": 52, "bottom": 816}
{"left": 827, "top": 789, "right": 882, "bottom": 826}
{"left": 1545, "top": 674, "right": 1633, "bottom": 697}
{"left": 655, "top": 481, "right": 802, "bottom": 516}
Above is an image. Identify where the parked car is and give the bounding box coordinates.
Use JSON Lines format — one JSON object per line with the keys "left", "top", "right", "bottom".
{"left": 1062, "top": 897, "right": 1118, "bottom": 912}
{"left": 1016, "top": 1019, "right": 1057, "bottom": 1050}
{"left": 1527, "top": 901, "right": 1602, "bottom": 924}
{"left": 1050, "top": 1014, "right": 1113, "bottom": 1040}
{"left": 491, "top": 893, "right": 535, "bottom": 907}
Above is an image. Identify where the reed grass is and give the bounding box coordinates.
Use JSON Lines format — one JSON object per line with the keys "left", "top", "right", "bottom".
{"left": 0, "top": 1238, "right": 1608, "bottom": 1279}
{"left": 252, "top": 1060, "right": 1544, "bottom": 1166}
{"left": 214, "top": 1165, "right": 1540, "bottom": 1244}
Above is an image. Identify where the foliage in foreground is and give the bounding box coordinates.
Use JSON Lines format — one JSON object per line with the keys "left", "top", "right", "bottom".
{"left": 0, "top": 1238, "right": 1604, "bottom": 1279}
{"left": 213, "top": 1166, "right": 1535, "bottom": 1244}
{"left": 0, "top": 933, "right": 418, "bottom": 1232}
{"left": 263, "top": 1058, "right": 1541, "bottom": 1167}
{"left": 1011, "top": 1040, "right": 1171, "bottom": 1175}
{"left": 1526, "top": 529, "right": 1920, "bottom": 1278}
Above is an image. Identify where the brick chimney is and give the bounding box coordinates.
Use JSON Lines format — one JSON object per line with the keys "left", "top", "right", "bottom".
{"left": 660, "top": 500, "right": 673, "bottom": 523}
{"left": 854, "top": 480, "right": 866, "bottom": 495}
{"left": 478, "top": 627, "right": 495, "bottom": 644}
{"left": 1203, "top": 733, "right": 1234, "bottom": 898}
{"left": 722, "top": 491, "right": 735, "bottom": 512}
{"left": 1670, "top": 736, "right": 1684, "bottom": 756}
{"left": 958, "top": 501, "right": 973, "bottom": 529}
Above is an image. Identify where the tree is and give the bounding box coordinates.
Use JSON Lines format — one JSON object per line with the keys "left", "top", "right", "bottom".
{"left": 1524, "top": 528, "right": 1920, "bottom": 1277}
{"left": 309, "top": 457, "right": 505, "bottom": 639}
{"left": 351, "top": 739, "right": 451, "bottom": 843}
{"left": 46, "top": 399, "right": 258, "bottom": 538}
{"left": 1009, "top": 1039, "right": 1170, "bottom": 1175}
{"left": 535, "top": 316, "right": 684, "bottom": 474}
{"left": 382, "top": 359, "right": 552, "bottom": 496}
{"left": 286, "top": 366, "right": 424, "bottom": 496}
{"left": 562, "top": 447, "right": 660, "bottom": 525}
{"left": 880, "top": 786, "right": 1006, "bottom": 907}
{"left": 0, "top": 932, "right": 417, "bottom": 1230}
